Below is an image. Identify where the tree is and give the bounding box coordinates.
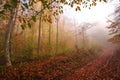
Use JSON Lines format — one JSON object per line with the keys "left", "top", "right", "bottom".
{"left": 4, "top": 10, "right": 14, "bottom": 66}
{"left": 48, "top": 22, "right": 52, "bottom": 53}
{"left": 10, "top": 4, "right": 19, "bottom": 55}
{"left": 108, "top": 5, "right": 120, "bottom": 43}
{"left": 0, "top": 0, "right": 20, "bottom": 66}
{"left": 56, "top": 17, "right": 59, "bottom": 54}
{"left": 48, "top": 0, "right": 52, "bottom": 53}
{"left": 38, "top": 3, "right": 42, "bottom": 54}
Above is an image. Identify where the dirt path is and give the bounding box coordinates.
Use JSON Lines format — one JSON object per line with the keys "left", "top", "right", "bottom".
{"left": 62, "top": 48, "right": 115, "bottom": 80}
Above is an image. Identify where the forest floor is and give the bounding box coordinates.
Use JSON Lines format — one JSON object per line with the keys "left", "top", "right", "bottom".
{"left": 62, "top": 48, "right": 120, "bottom": 80}
{"left": 0, "top": 48, "right": 120, "bottom": 80}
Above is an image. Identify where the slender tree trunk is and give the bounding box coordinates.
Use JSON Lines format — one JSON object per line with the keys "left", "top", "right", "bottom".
{"left": 38, "top": 14, "right": 42, "bottom": 54}
{"left": 48, "top": 0, "right": 52, "bottom": 53}
{"left": 62, "top": 18, "right": 65, "bottom": 53}
{"left": 56, "top": 18, "right": 59, "bottom": 54}
{"left": 38, "top": 3, "right": 43, "bottom": 54}
{"left": 4, "top": 10, "right": 14, "bottom": 66}
{"left": 48, "top": 23, "right": 51, "bottom": 53}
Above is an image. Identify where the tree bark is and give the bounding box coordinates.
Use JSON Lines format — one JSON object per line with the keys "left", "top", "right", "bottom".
{"left": 48, "top": 23, "right": 51, "bottom": 53}
{"left": 10, "top": 7, "right": 18, "bottom": 55}
{"left": 38, "top": 3, "right": 43, "bottom": 54}
{"left": 4, "top": 10, "right": 14, "bottom": 66}
{"left": 56, "top": 18, "right": 59, "bottom": 54}
{"left": 38, "top": 14, "right": 42, "bottom": 54}
{"left": 62, "top": 19, "right": 65, "bottom": 53}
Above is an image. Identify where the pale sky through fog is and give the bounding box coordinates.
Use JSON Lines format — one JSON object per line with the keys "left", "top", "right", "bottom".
{"left": 62, "top": 0, "right": 119, "bottom": 24}
{"left": 62, "top": 0, "right": 119, "bottom": 46}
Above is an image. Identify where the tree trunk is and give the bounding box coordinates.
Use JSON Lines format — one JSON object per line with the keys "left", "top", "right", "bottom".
{"left": 48, "top": 0, "right": 52, "bottom": 53}
{"left": 4, "top": 10, "right": 14, "bottom": 66}
{"left": 48, "top": 23, "right": 51, "bottom": 53}
{"left": 56, "top": 18, "right": 59, "bottom": 54}
{"left": 10, "top": 7, "right": 18, "bottom": 55}
{"left": 38, "top": 3, "right": 43, "bottom": 54}
{"left": 62, "top": 19, "right": 65, "bottom": 53}
{"left": 38, "top": 14, "right": 42, "bottom": 54}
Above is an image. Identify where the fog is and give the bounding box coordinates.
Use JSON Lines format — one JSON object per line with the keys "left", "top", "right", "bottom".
{"left": 59, "top": 0, "right": 119, "bottom": 47}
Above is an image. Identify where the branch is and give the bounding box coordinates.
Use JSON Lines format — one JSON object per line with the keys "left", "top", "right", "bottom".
{"left": 28, "top": 0, "right": 54, "bottom": 22}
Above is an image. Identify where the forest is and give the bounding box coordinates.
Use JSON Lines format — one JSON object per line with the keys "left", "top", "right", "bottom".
{"left": 0, "top": 0, "right": 120, "bottom": 80}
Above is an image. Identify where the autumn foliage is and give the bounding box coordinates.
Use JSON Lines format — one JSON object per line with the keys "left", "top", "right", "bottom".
{"left": 0, "top": 50, "right": 98, "bottom": 80}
